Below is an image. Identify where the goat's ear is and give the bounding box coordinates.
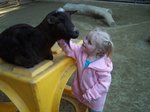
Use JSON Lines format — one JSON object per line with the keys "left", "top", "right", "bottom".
{"left": 47, "top": 16, "right": 59, "bottom": 24}
{"left": 66, "top": 10, "right": 77, "bottom": 15}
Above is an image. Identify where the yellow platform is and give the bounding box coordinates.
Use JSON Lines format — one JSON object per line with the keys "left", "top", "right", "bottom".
{"left": 0, "top": 40, "right": 87, "bottom": 112}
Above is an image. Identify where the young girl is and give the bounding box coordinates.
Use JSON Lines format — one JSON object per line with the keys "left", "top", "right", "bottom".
{"left": 57, "top": 28, "right": 113, "bottom": 112}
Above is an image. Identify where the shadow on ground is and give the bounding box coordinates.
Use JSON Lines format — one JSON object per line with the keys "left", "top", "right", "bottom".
{"left": 0, "top": 1, "right": 150, "bottom": 112}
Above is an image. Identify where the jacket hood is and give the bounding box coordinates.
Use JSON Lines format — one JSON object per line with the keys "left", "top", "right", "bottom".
{"left": 88, "top": 55, "right": 113, "bottom": 72}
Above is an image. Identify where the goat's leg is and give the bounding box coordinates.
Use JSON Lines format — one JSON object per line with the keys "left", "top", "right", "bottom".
{"left": 45, "top": 50, "right": 53, "bottom": 60}
{"left": 14, "top": 56, "right": 35, "bottom": 68}
{"left": 14, "top": 48, "right": 41, "bottom": 68}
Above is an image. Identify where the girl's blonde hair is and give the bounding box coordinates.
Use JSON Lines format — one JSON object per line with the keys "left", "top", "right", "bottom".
{"left": 89, "top": 27, "right": 113, "bottom": 57}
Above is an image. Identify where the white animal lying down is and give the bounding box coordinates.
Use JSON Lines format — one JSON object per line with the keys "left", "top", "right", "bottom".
{"left": 63, "top": 3, "right": 116, "bottom": 27}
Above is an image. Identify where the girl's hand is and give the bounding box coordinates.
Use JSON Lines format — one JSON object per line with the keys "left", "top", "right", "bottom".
{"left": 82, "top": 93, "right": 92, "bottom": 102}
{"left": 57, "top": 39, "right": 68, "bottom": 48}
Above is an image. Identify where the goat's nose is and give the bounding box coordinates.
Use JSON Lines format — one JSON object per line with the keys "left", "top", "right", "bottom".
{"left": 75, "top": 30, "right": 79, "bottom": 35}
{"left": 73, "top": 27, "right": 79, "bottom": 35}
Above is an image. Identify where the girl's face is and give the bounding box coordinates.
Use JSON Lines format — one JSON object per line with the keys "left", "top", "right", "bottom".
{"left": 82, "top": 33, "right": 99, "bottom": 56}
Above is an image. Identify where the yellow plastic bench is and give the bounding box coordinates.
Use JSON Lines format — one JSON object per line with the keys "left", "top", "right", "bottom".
{"left": 0, "top": 40, "right": 87, "bottom": 112}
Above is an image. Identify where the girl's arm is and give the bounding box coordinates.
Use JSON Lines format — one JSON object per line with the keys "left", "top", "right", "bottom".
{"left": 57, "top": 39, "right": 81, "bottom": 59}
{"left": 83, "top": 72, "right": 111, "bottom": 101}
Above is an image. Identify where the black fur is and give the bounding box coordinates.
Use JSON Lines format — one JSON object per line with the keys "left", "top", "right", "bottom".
{"left": 0, "top": 9, "right": 79, "bottom": 68}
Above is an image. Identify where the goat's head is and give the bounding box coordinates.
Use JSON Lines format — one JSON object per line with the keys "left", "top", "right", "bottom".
{"left": 47, "top": 8, "right": 79, "bottom": 45}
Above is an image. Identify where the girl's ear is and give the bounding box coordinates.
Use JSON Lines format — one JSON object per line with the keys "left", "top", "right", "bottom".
{"left": 96, "top": 49, "right": 105, "bottom": 57}
{"left": 97, "top": 49, "right": 102, "bottom": 53}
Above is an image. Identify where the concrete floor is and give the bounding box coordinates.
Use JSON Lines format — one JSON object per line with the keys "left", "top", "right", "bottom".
{"left": 0, "top": 1, "right": 150, "bottom": 112}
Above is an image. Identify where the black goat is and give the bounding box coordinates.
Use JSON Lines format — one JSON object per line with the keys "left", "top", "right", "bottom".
{"left": 0, "top": 8, "right": 79, "bottom": 68}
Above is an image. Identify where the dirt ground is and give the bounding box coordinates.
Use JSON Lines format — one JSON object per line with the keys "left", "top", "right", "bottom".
{"left": 0, "top": 1, "right": 150, "bottom": 112}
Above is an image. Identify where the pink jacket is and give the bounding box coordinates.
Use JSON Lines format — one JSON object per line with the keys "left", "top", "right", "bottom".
{"left": 58, "top": 40, "right": 113, "bottom": 111}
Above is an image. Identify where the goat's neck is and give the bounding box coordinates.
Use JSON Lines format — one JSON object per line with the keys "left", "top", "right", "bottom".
{"left": 36, "top": 21, "right": 59, "bottom": 46}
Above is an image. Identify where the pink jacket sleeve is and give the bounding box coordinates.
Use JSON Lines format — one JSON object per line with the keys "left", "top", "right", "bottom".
{"left": 83, "top": 71, "right": 111, "bottom": 101}
{"left": 57, "top": 39, "right": 81, "bottom": 59}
